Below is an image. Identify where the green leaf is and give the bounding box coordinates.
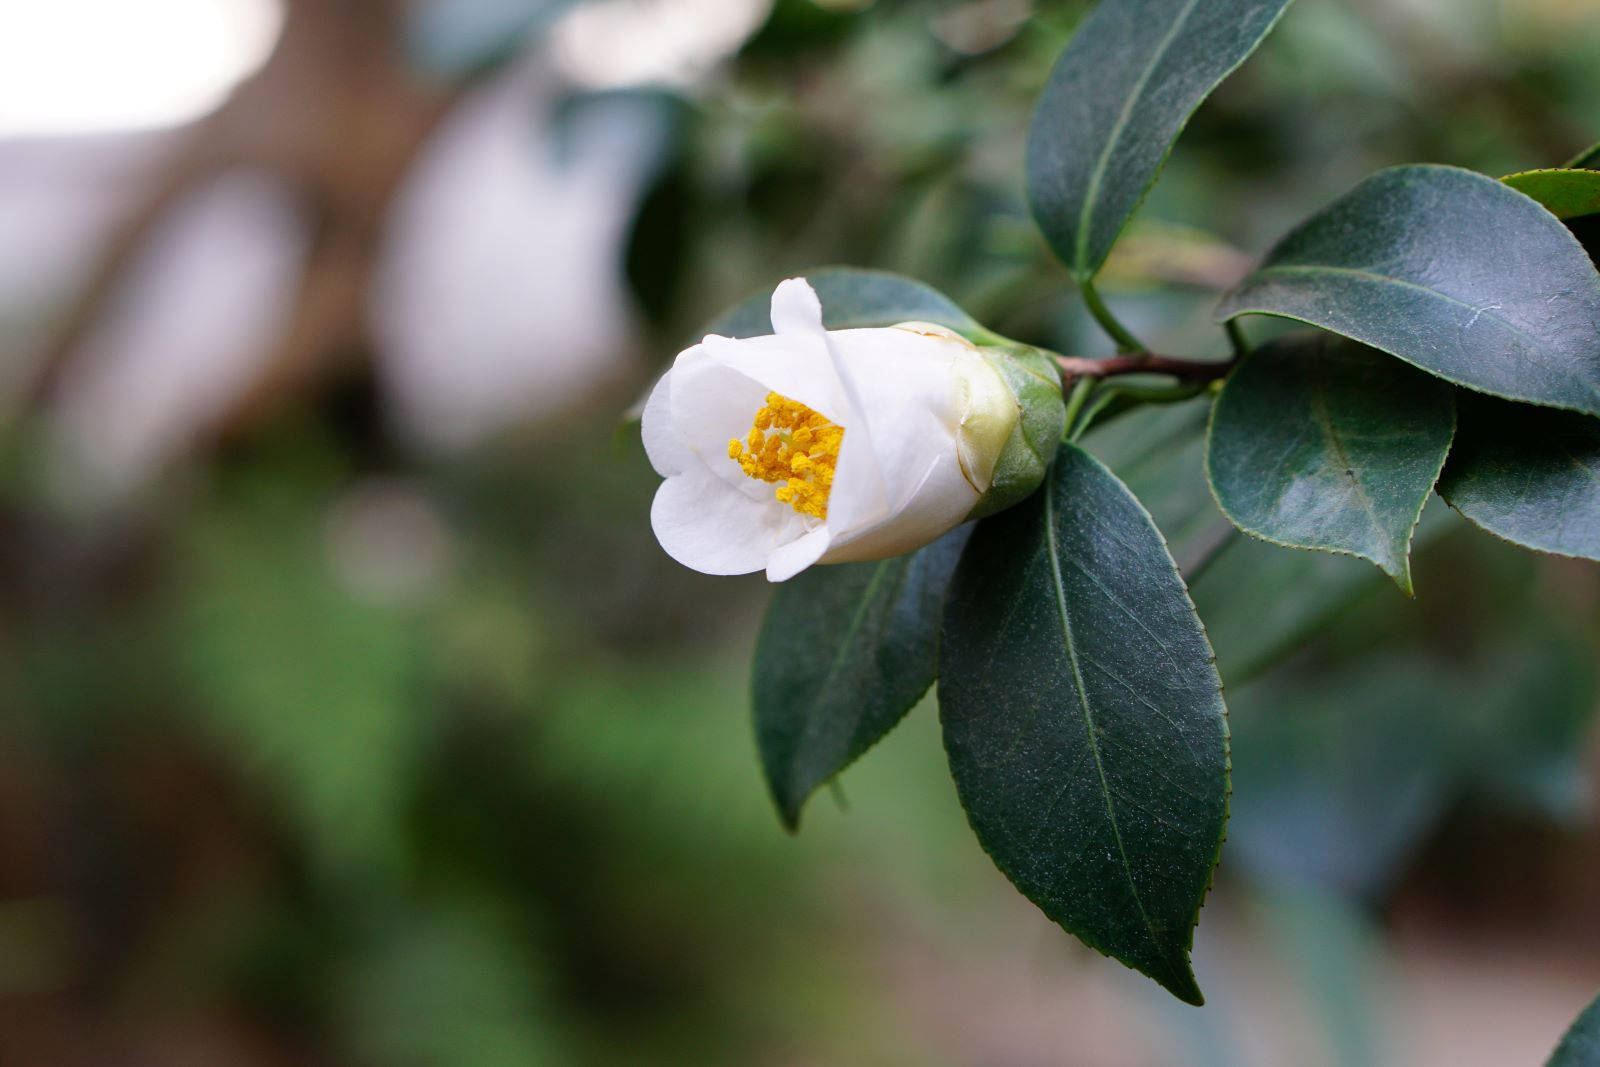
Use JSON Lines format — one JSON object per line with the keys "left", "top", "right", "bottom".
{"left": 173, "top": 483, "right": 421, "bottom": 876}
{"left": 1567, "top": 140, "right": 1600, "bottom": 170}
{"left": 701, "top": 267, "right": 980, "bottom": 341}
{"left": 1502, "top": 169, "right": 1600, "bottom": 220}
{"left": 1549, "top": 993, "right": 1600, "bottom": 1066}
{"left": 1205, "top": 334, "right": 1456, "bottom": 594}
{"left": 1026, "top": 0, "right": 1295, "bottom": 281}
{"left": 1437, "top": 394, "right": 1600, "bottom": 562}
{"left": 939, "top": 443, "right": 1229, "bottom": 1005}
{"left": 753, "top": 526, "right": 972, "bottom": 830}
{"left": 1217, "top": 165, "right": 1600, "bottom": 417}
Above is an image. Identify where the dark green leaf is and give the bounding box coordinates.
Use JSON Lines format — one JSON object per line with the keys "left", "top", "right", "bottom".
{"left": 939, "top": 443, "right": 1229, "bottom": 1005}
{"left": 1026, "top": 0, "right": 1295, "bottom": 280}
{"left": 1502, "top": 169, "right": 1600, "bottom": 220}
{"left": 1206, "top": 334, "right": 1456, "bottom": 593}
{"left": 1217, "top": 165, "right": 1600, "bottom": 417}
{"left": 701, "top": 267, "right": 980, "bottom": 341}
{"left": 1549, "top": 992, "right": 1600, "bottom": 1066}
{"left": 1437, "top": 394, "right": 1600, "bottom": 562}
{"left": 753, "top": 526, "right": 972, "bottom": 830}
{"left": 1190, "top": 510, "right": 1446, "bottom": 685}
{"left": 1567, "top": 141, "right": 1600, "bottom": 170}
{"left": 1085, "top": 399, "right": 1230, "bottom": 573}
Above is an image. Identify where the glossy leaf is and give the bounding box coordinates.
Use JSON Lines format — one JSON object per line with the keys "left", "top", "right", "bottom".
{"left": 1026, "top": 0, "right": 1294, "bottom": 281}
{"left": 939, "top": 443, "right": 1229, "bottom": 1005}
{"left": 753, "top": 526, "right": 972, "bottom": 830}
{"left": 1206, "top": 334, "right": 1456, "bottom": 593}
{"left": 1086, "top": 400, "right": 1416, "bottom": 683}
{"left": 1437, "top": 394, "right": 1600, "bottom": 562}
{"left": 1549, "top": 993, "right": 1600, "bottom": 1066}
{"left": 702, "top": 267, "right": 980, "bottom": 341}
{"left": 1502, "top": 169, "right": 1600, "bottom": 220}
{"left": 1217, "top": 165, "right": 1600, "bottom": 417}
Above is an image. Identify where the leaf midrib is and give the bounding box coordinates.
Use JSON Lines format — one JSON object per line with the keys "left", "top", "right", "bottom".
{"left": 1041, "top": 471, "right": 1170, "bottom": 968}
{"left": 1072, "top": 0, "right": 1205, "bottom": 273}
{"left": 1252, "top": 264, "right": 1587, "bottom": 360}
{"left": 1306, "top": 357, "right": 1387, "bottom": 549}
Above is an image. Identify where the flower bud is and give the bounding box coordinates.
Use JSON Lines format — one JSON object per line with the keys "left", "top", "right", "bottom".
{"left": 642, "top": 278, "right": 1065, "bottom": 581}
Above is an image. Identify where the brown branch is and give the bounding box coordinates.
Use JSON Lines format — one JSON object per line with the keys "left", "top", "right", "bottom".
{"left": 1055, "top": 354, "right": 1236, "bottom": 382}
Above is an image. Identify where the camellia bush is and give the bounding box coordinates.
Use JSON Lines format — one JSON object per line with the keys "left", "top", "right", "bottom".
{"left": 638, "top": 0, "right": 1600, "bottom": 1015}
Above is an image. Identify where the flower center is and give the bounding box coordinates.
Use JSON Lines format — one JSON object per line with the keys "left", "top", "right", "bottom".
{"left": 727, "top": 392, "right": 843, "bottom": 520}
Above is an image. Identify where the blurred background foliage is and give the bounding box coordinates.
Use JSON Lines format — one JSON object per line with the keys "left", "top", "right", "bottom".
{"left": 0, "top": 0, "right": 1598, "bottom": 1064}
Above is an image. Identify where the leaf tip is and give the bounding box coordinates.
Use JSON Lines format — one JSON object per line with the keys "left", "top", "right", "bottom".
{"left": 770, "top": 787, "right": 805, "bottom": 835}
{"left": 1153, "top": 959, "right": 1206, "bottom": 1007}
{"left": 1383, "top": 559, "right": 1416, "bottom": 598}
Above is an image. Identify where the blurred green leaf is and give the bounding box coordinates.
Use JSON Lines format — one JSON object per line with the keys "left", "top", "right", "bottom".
{"left": 1438, "top": 394, "right": 1600, "bottom": 562}
{"left": 1549, "top": 992, "right": 1600, "bottom": 1066}
{"left": 1259, "top": 889, "right": 1387, "bottom": 1067}
{"left": 1190, "top": 527, "right": 1390, "bottom": 685}
{"left": 405, "top": 0, "right": 578, "bottom": 78}
{"left": 1567, "top": 141, "right": 1600, "bottom": 170}
{"left": 342, "top": 906, "right": 568, "bottom": 1067}
{"left": 173, "top": 485, "right": 421, "bottom": 875}
{"left": 1206, "top": 334, "right": 1456, "bottom": 593}
{"left": 939, "top": 443, "right": 1228, "bottom": 1005}
{"left": 754, "top": 526, "right": 970, "bottom": 830}
{"left": 1229, "top": 628, "right": 1597, "bottom": 896}
{"left": 701, "top": 267, "right": 980, "bottom": 341}
{"left": 1503, "top": 168, "right": 1600, "bottom": 220}
{"left": 1218, "top": 165, "right": 1600, "bottom": 417}
{"left": 1026, "top": 0, "right": 1295, "bottom": 281}
{"left": 1085, "top": 398, "right": 1439, "bottom": 685}
{"left": 1227, "top": 657, "right": 1452, "bottom": 899}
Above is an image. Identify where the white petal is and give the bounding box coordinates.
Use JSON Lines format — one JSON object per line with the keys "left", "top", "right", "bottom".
{"left": 820, "top": 326, "right": 978, "bottom": 544}
{"left": 640, "top": 370, "right": 694, "bottom": 477}
{"left": 651, "top": 466, "right": 808, "bottom": 576}
{"left": 667, "top": 331, "right": 861, "bottom": 505}
{"left": 823, "top": 450, "right": 978, "bottom": 563}
{"left": 770, "top": 277, "right": 826, "bottom": 338}
{"left": 690, "top": 333, "right": 849, "bottom": 422}
{"left": 666, "top": 348, "right": 780, "bottom": 501}
{"left": 818, "top": 393, "right": 891, "bottom": 537}
{"left": 828, "top": 326, "right": 971, "bottom": 503}
{"left": 765, "top": 527, "right": 832, "bottom": 582}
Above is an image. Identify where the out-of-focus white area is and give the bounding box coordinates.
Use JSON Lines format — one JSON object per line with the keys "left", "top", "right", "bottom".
{"left": 551, "top": 0, "right": 771, "bottom": 88}
{"left": 325, "top": 478, "right": 454, "bottom": 606}
{"left": 0, "top": 131, "right": 176, "bottom": 316}
{"left": 373, "top": 59, "right": 664, "bottom": 452}
{"left": 0, "top": 0, "right": 771, "bottom": 500}
{"left": 0, "top": 0, "right": 283, "bottom": 137}
{"left": 47, "top": 172, "right": 309, "bottom": 499}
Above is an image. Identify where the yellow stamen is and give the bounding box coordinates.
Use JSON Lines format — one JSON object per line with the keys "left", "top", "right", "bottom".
{"left": 728, "top": 392, "right": 843, "bottom": 520}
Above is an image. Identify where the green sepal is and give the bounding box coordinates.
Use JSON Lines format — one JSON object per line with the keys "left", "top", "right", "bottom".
{"left": 967, "top": 344, "right": 1067, "bottom": 521}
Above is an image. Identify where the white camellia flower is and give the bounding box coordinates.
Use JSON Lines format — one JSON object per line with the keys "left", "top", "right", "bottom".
{"left": 643, "top": 277, "right": 1029, "bottom": 582}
